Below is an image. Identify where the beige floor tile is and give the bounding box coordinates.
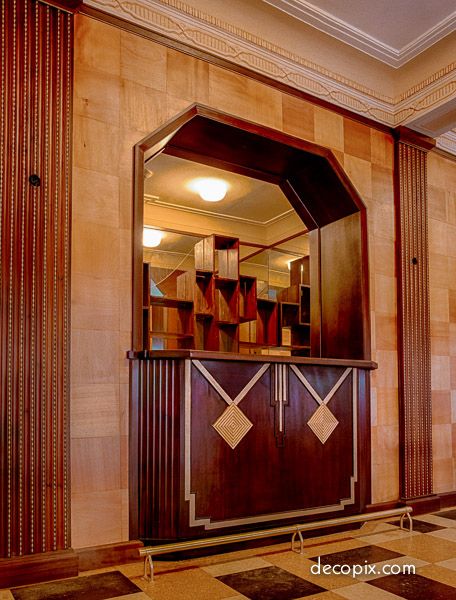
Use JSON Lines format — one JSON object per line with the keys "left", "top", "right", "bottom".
{"left": 303, "top": 538, "right": 369, "bottom": 557}
{"left": 265, "top": 553, "right": 355, "bottom": 590}
{"left": 356, "top": 522, "right": 399, "bottom": 535}
{"left": 373, "top": 534, "right": 456, "bottom": 563}
{"left": 357, "top": 529, "right": 421, "bottom": 544}
{"left": 411, "top": 513, "right": 456, "bottom": 527}
{"left": 296, "top": 592, "right": 345, "bottom": 600}
{"left": 425, "top": 527, "right": 456, "bottom": 542}
{"left": 332, "top": 582, "right": 404, "bottom": 599}
{"left": 436, "top": 557, "right": 456, "bottom": 571}
{"left": 202, "top": 557, "right": 272, "bottom": 577}
{"left": 354, "top": 556, "right": 427, "bottom": 581}
{"left": 133, "top": 568, "right": 239, "bottom": 600}
{"left": 417, "top": 563, "right": 456, "bottom": 587}
{"left": 0, "top": 592, "right": 14, "bottom": 600}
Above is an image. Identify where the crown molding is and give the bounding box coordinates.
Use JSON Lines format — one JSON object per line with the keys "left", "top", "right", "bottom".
{"left": 145, "top": 195, "right": 295, "bottom": 226}
{"left": 263, "top": 0, "right": 456, "bottom": 68}
{"left": 83, "top": 0, "right": 456, "bottom": 154}
{"left": 436, "top": 130, "right": 456, "bottom": 155}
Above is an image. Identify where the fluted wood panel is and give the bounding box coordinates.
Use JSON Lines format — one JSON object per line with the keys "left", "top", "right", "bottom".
{"left": 129, "top": 358, "right": 180, "bottom": 541}
{"left": 395, "top": 135, "right": 433, "bottom": 499}
{"left": 0, "top": 0, "right": 73, "bottom": 557}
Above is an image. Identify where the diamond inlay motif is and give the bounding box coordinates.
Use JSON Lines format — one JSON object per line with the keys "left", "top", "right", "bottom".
{"left": 307, "top": 404, "right": 339, "bottom": 444}
{"left": 213, "top": 404, "right": 253, "bottom": 449}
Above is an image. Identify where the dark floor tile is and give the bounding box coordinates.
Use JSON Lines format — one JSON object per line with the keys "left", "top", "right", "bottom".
{"left": 370, "top": 573, "right": 456, "bottom": 599}
{"left": 309, "top": 545, "right": 403, "bottom": 567}
{"left": 433, "top": 509, "right": 456, "bottom": 521}
{"left": 217, "top": 565, "right": 325, "bottom": 600}
{"left": 390, "top": 519, "right": 445, "bottom": 533}
{"left": 12, "top": 571, "right": 140, "bottom": 600}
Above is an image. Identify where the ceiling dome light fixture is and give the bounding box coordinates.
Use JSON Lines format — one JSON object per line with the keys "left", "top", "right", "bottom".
{"left": 143, "top": 228, "right": 164, "bottom": 248}
{"left": 190, "top": 177, "right": 229, "bottom": 202}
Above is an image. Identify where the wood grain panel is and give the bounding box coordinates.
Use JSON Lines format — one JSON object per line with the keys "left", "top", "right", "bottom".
{"left": 129, "top": 356, "right": 371, "bottom": 543}
{"left": 0, "top": 0, "right": 74, "bottom": 558}
{"left": 394, "top": 129, "right": 434, "bottom": 500}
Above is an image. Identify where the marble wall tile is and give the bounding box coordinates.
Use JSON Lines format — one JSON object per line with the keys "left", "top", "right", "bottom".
{"left": 314, "top": 106, "right": 344, "bottom": 152}
{"left": 120, "top": 31, "right": 167, "bottom": 91}
{"left": 71, "top": 490, "right": 123, "bottom": 548}
{"left": 344, "top": 119, "right": 371, "bottom": 162}
{"left": 74, "top": 67, "right": 121, "bottom": 125}
{"left": 71, "top": 383, "right": 120, "bottom": 438}
{"left": 208, "top": 65, "right": 283, "bottom": 130}
{"left": 282, "top": 94, "right": 315, "bottom": 141}
{"left": 74, "top": 15, "right": 120, "bottom": 76}
{"left": 71, "top": 436, "right": 121, "bottom": 493}
{"left": 166, "top": 48, "right": 209, "bottom": 103}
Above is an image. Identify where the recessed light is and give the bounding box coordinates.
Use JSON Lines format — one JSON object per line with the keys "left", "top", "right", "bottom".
{"left": 143, "top": 228, "right": 164, "bottom": 248}
{"left": 189, "top": 177, "right": 229, "bottom": 202}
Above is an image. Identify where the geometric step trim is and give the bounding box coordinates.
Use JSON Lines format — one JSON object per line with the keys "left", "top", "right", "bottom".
{"left": 213, "top": 404, "right": 253, "bottom": 449}
{"left": 307, "top": 403, "right": 339, "bottom": 444}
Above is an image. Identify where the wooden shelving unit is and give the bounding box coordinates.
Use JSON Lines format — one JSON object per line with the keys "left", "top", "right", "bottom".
{"left": 144, "top": 237, "right": 312, "bottom": 355}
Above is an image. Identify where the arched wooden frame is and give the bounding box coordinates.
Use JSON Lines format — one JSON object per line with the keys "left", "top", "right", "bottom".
{"left": 132, "top": 104, "right": 371, "bottom": 360}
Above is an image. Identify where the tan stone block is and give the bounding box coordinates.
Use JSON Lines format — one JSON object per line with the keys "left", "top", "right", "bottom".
{"left": 71, "top": 329, "right": 119, "bottom": 385}
{"left": 74, "top": 15, "right": 120, "bottom": 76}
{"left": 371, "top": 460, "right": 399, "bottom": 503}
{"left": 373, "top": 238, "right": 395, "bottom": 277}
{"left": 208, "top": 65, "right": 282, "bottom": 130}
{"left": 374, "top": 274, "right": 396, "bottom": 316}
{"left": 73, "top": 167, "right": 119, "bottom": 229}
{"left": 431, "top": 355, "right": 451, "bottom": 391}
{"left": 372, "top": 201, "right": 395, "bottom": 241}
{"left": 282, "top": 94, "right": 315, "bottom": 141}
{"left": 121, "top": 488, "right": 129, "bottom": 542}
{"left": 120, "top": 383, "right": 129, "bottom": 437}
{"left": 121, "top": 31, "right": 167, "bottom": 91}
{"left": 430, "top": 287, "right": 449, "bottom": 322}
{"left": 371, "top": 165, "right": 393, "bottom": 205}
{"left": 120, "top": 435, "right": 128, "bottom": 489}
{"left": 376, "top": 388, "right": 399, "bottom": 426}
{"left": 72, "top": 221, "right": 120, "bottom": 278}
{"left": 447, "top": 190, "right": 456, "bottom": 225}
{"left": 343, "top": 155, "right": 372, "bottom": 201}
{"left": 71, "top": 274, "right": 120, "bottom": 332}
{"left": 71, "top": 383, "right": 120, "bottom": 438}
{"left": 429, "top": 253, "right": 449, "bottom": 289}
{"left": 166, "top": 49, "right": 209, "bottom": 103}
{"left": 71, "top": 436, "right": 121, "bottom": 493}
{"left": 74, "top": 67, "right": 121, "bottom": 125}
{"left": 344, "top": 119, "right": 371, "bottom": 162}
{"left": 314, "top": 106, "right": 344, "bottom": 152}
{"left": 370, "top": 129, "right": 393, "bottom": 168}
{"left": 428, "top": 185, "right": 447, "bottom": 221}
{"left": 120, "top": 80, "right": 168, "bottom": 134}
{"left": 433, "top": 458, "right": 454, "bottom": 493}
{"left": 375, "top": 315, "right": 396, "bottom": 351}
{"left": 119, "top": 177, "right": 133, "bottom": 230}
{"left": 432, "top": 391, "right": 451, "bottom": 425}
{"left": 73, "top": 115, "right": 120, "bottom": 175}
{"left": 71, "top": 489, "right": 123, "bottom": 548}
{"left": 431, "top": 321, "right": 450, "bottom": 356}
{"left": 429, "top": 218, "right": 448, "bottom": 256}
{"left": 375, "top": 350, "right": 398, "bottom": 388}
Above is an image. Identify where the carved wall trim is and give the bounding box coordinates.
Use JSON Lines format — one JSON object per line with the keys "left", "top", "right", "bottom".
{"left": 0, "top": 0, "right": 73, "bottom": 557}
{"left": 394, "top": 131, "right": 433, "bottom": 500}
{"left": 85, "top": 0, "right": 455, "bottom": 133}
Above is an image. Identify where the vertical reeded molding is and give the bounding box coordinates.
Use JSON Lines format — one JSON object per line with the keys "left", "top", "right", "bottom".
{"left": 0, "top": 0, "right": 76, "bottom": 558}
{"left": 394, "top": 127, "right": 435, "bottom": 501}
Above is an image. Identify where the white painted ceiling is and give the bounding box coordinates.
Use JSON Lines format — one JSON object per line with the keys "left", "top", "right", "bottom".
{"left": 264, "top": 0, "right": 456, "bottom": 66}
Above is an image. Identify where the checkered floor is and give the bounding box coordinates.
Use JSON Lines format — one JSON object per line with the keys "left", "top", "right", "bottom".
{"left": 5, "top": 509, "right": 456, "bottom": 600}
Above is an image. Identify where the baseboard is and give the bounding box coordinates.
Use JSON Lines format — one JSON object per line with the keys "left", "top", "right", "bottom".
{"left": 76, "top": 540, "right": 143, "bottom": 572}
{"left": 0, "top": 549, "right": 78, "bottom": 588}
{"left": 367, "top": 491, "right": 456, "bottom": 517}
{"left": 364, "top": 500, "right": 402, "bottom": 512}
{"left": 402, "top": 495, "right": 440, "bottom": 515}
{"left": 436, "top": 491, "right": 456, "bottom": 510}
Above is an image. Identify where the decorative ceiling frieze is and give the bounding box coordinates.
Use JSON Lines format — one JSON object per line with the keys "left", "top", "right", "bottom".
{"left": 84, "top": 0, "right": 456, "bottom": 153}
